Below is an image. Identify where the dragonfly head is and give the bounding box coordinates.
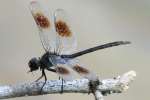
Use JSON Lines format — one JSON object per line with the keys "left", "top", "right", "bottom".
{"left": 28, "top": 57, "right": 40, "bottom": 72}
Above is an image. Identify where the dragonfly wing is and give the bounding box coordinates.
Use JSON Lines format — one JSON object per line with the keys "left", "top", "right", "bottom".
{"left": 55, "top": 64, "right": 75, "bottom": 80}
{"left": 30, "top": 1, "right": 56, "bottom": 52}
{"left": 67, "top": 59, "right": 98, "bottom": 81}
{"left": 48, "top": 57, "right": 75, "bottom": 80}
{"left": 54, "top": 9, "right": 77, "bottom": 55}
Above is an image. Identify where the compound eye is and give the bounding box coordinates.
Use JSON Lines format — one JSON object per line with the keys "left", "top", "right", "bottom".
{"left": 28, "top": 58, "right": 39, "bottom": 72}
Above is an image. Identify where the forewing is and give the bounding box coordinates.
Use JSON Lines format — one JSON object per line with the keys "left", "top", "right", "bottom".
{"left": 54, "top": 9, "right": 77, "bottom": 55}
{"left": 67, "top": 59, "right": 98, "bottom": 81}
{"left": 30, "top": 1, "right": 56, "bottom": 52}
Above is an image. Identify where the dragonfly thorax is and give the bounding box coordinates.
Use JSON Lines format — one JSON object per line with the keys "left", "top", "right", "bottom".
{"left": 39, "top": 52, "right": 56, "bottom": 69}
{"left": 40, "top": 52, "right": 70, "bottom": 69}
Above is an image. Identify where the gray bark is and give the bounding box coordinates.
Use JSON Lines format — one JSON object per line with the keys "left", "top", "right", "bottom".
{"left": 0, "top": 70, "right": 136, "bottom": 100}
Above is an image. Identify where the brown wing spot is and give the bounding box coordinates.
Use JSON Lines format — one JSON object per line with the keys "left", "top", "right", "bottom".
{"left": 55, "top": 20, "right": 72, "bottom": 37}
{"left": 56, "top": 66, "right": 70, "bottom": 75}
{"left": 34, "top": 13, "right": 50, "bottom": 29}
{"left": 73, "top": 65, "right": 89, "bottom": 74}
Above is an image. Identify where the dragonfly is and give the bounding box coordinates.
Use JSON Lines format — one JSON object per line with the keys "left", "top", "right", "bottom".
{"left": 28, "top": 1, "right": 130, "bottom": 93}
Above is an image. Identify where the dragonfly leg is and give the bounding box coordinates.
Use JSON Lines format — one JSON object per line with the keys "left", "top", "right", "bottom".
{"left": 47, "top": 68, "right": 56, "bottom": 73}
{"left": 58, "top": 76, "right": 64, "bottom": 93}
{"left": 35, "top": 72, "right": 44, "bottom": 82}
{"left": 40, "top": 69, "right": 47, "bottom": 93}
{"left": 60, "top": 78, "right": 64, "bottom": 94}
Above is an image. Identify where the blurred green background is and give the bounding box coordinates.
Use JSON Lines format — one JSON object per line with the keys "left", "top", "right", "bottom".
{"left": 0, "top": 0, "right": 149, "bottom": 100}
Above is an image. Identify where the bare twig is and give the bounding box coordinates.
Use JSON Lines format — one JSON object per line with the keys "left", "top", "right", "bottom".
{"left": 0, "top": 70, "right": 136, "bottom": 99}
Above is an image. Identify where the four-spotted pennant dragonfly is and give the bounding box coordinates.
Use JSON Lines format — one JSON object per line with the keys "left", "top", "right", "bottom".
{"left": 28, "top": 1, "right": 130, "bottom": 93}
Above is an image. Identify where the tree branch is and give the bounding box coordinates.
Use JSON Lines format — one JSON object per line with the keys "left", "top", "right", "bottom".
{"left": 0, "top": 70, "right": 136, "bottom": 99}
